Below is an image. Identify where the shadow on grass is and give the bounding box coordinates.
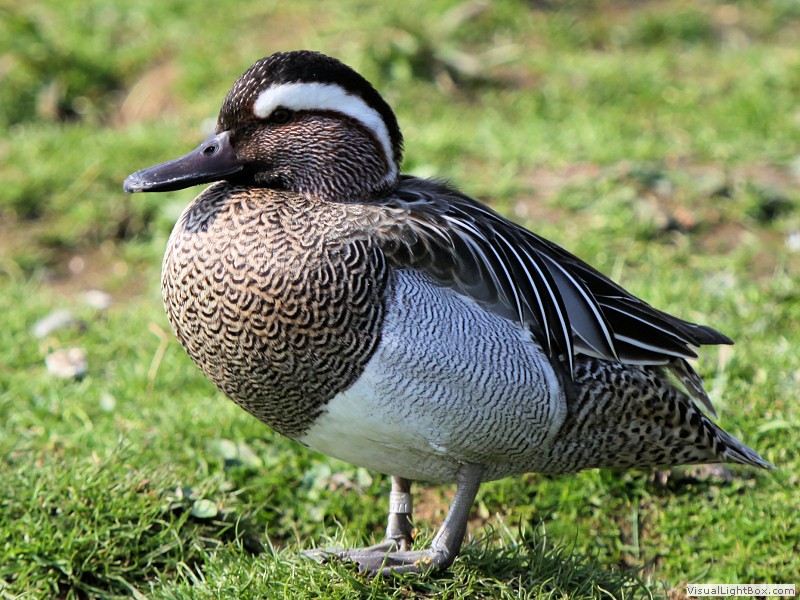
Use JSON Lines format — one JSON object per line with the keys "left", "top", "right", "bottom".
{"left": 454, "top": 523, "right": 656, "bottom": 599}
{"left": 284, "top": 521, "right": 658, "bottom": 599}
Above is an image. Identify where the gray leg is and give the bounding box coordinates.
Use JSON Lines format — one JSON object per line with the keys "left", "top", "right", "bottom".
{"left": 330, "top": 476, "right": 414, "bottom": 558}
{"left": 385, "top": 476, "right": 414, "bottom": 550}
{"left": 335, "top": 464, "right": 484, "bottom": 575}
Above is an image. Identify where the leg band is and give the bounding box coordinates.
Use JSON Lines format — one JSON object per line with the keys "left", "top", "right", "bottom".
{"left": 389, "top": 490, "right": 413, "bottom": 514}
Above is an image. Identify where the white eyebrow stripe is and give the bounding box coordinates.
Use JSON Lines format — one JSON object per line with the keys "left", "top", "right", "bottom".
{"left": 253, "top": 82, "right": 397, "bottom": 180}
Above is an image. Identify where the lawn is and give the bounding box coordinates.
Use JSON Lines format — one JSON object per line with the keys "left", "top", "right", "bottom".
{"left": 1, "top": 0, "right": 798, "bottom": 598}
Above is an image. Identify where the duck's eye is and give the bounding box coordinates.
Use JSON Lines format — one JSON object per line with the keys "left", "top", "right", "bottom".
{"left": 269, "top": 108, "right": 292, "bottom": 124}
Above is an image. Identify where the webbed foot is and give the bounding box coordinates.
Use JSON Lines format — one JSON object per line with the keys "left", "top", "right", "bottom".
{"left": 305, "top": 466, "right": 484, "bottom": 576}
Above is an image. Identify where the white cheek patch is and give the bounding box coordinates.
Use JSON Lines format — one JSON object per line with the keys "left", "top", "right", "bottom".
{"left": 253, "top": 82, "right": 397, "bottom": 180}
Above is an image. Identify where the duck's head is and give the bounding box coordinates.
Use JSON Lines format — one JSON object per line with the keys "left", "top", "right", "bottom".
{"left": 124, "top": 50, "right": 404, "bottom": 200}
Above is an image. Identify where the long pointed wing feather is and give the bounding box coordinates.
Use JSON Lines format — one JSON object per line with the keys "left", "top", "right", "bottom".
{"left": 368, "top": 176, "right": 731, "bottom": 378}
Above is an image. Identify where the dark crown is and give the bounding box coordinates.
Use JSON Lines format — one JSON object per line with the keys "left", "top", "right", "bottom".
{"left": 218, "top": 51, "right": 404, "bottom": 168}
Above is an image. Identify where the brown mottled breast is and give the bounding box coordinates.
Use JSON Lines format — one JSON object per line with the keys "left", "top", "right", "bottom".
{"left": 161, "top": 182, "right": 388, "bottom": 438}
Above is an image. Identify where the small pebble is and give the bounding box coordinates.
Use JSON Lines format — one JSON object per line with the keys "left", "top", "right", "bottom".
{"left": 786, "top": 231, "right": 800, "bottom": 253}
{"left": 191, "top": 499, "right": 219, "bottom": 519}
{"left": 45, "top": 348, "right": 88, "bottom": 379}
{"left": 32, "top": 309, "right": 77, "bottom": 338}
{"left": 209, "top": 438, "right": 263, "bottom": 468}
{"left": 209, "top": 438, "right": 239, "bottom": 461}
{"left": 788, "top": 154, "right": 800, "bottom": 179}
{"left": 99, "top": 392, "right": 117, "bottom": 412}
{"left": 84, "top": 289, "right": 113, "bottom": 311}
{"left": 235, "top": 441, "right": 263, "bottom": 468}
{"left": 176, "top": 486, "right": 197, "bottom": 500}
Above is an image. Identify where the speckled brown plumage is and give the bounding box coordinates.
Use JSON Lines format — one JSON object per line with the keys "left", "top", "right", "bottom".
{"left": 543, "top": 358, "right": 761, "bottom": 472}
{"left": 160, "top": 175, "right": 767, "bottom": 473}
{"left": 162, "top": 181, "right": 389, "bottom": 437}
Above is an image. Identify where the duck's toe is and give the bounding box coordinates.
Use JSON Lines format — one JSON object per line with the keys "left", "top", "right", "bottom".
{"left": 310, "top": 544, "right": 438, "bottom": 576}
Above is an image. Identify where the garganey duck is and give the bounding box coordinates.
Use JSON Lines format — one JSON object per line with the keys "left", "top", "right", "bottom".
{"left": 124, "top": 50, "right": 770, "bottom": 575}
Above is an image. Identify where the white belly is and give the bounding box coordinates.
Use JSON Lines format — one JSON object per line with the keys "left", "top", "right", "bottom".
{"left": 299, "top": 269, "right": 566, "bottom": 483}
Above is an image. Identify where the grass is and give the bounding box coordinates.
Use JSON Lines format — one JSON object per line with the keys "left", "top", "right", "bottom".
{"left": 1, "top": 0, "right": 799, "bottom": 597}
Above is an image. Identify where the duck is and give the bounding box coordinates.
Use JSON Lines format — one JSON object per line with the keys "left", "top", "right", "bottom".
{"left": 124, "top": 50, "right": 770, "bottom": 575}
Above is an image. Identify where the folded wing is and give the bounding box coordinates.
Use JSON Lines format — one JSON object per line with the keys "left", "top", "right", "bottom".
{"left": 370, "top": 176, "right": 730, "bottom": 405}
